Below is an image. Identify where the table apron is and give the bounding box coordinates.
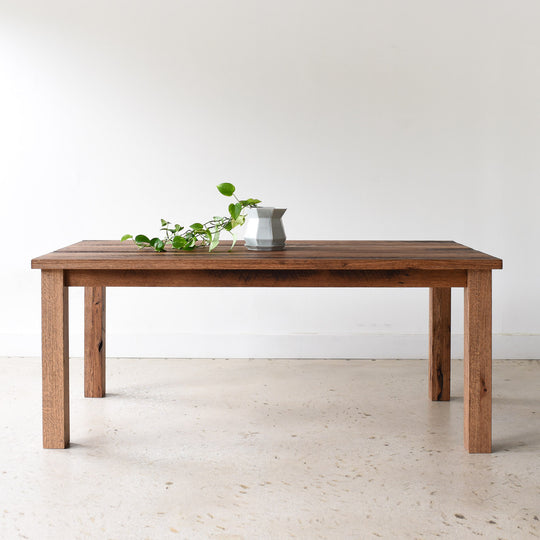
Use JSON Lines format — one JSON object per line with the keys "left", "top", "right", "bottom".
{"left": 64, "top": 269, "right": 468, "bottom": 288}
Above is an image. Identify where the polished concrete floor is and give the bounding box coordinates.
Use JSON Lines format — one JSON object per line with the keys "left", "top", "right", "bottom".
{"left": 1, "top": 357, "right": 539, "bottom": 540}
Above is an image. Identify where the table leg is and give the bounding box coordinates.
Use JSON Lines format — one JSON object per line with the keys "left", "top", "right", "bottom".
{"left": 464, "top": 270, "right": 492, "bottom": 453}
{"left": 429, "top": 288, "right": 451, "bottom": 401}
{"left": 84, "top": 287, "right": 106, "bottom": 397}
{"left": 42, "top": 270, "right": 70, "bottom": 448}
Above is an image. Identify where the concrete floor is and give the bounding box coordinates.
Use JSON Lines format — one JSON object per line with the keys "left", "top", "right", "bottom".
{"left": 0, "top": 358, "right": 539, "bottom": 540}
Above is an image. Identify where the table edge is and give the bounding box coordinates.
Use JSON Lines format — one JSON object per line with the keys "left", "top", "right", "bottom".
{"left": 31, "top": 240, "right": 503, "bottom": 271}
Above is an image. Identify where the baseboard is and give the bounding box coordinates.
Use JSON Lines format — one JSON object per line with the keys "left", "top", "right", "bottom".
{"left": 1, "top": 333, "right": 539, "bottom": 359}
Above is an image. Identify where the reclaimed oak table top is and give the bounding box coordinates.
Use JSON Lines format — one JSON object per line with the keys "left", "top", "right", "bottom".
{"left": 32, "top": 240, "right": 503, "bottom": 270}
{"left": 32, "top": 240, "right": 502, "bottom": 453}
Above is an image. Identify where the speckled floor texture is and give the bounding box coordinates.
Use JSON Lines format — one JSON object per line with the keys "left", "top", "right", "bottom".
{"left": 1, "top": 358, "right": 539, "bottom": 540}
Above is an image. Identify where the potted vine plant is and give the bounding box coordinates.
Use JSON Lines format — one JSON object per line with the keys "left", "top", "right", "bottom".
{"left": 121, "top": 183, "right": 262, "bottom": 252}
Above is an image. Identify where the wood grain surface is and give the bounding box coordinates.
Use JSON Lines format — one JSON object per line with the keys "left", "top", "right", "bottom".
{"left": 84, "top": 287, "right": 106, "bottom": 398}
{"left": 429, "top": 288, "right": 451, "bottom": 401}
{"left": 32, "top": 240, "right": 503, "bottom": 271}
{"left": 41, "top": 270, "right": 70, "bottom": 448}
{"left": 64, "top": 268, "right": 467, "bottom": 288}
{"left": 464, "top": 270, "right": 492, "bottom": 453}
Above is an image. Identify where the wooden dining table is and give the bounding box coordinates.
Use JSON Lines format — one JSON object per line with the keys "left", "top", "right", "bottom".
{"left": 31, "top": 240, "right": 503, "bottom": 453}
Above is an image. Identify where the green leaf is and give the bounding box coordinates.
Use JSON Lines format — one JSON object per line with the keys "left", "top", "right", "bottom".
{"left": 240, "top": 198, "right": 261, "bottom": 207}
{"left": 229, "top": 202, "right": 242, "bottom": 220}
{"left": 175, "top": 224, "right": 183, "bottom": 232}
{"left": 209, "top": 230, "right": 220, "bottom": 251}
{"left": 228, "top": 231, "right": 237, "bottom": 252}
{"left": 154, "top": 239, "right": 165, "bottom": 251}
{"left": 172, "top": 236, "right": 186, "bottom": 249}
{"left": 190, "top": 222, "right": 203, "bottom": 230}
{"left": 135, "top": 234, "right": 150, "bottom": 244}
{"left": 224, "top": 221, "right": 232, "bottom": 231}
{"left": 217, "top": 182, "right": 235, "bottom": 197}
{"left": 182, "top": 237, "right": 196, "bottom": 250}
{"left": 160, "top": 218, "right": 169, "bottom": 227}
{"left": 121, "top": 234, "right": 133, "bottom": 242}
{"left": 149, "top": 237, "right": 160, "bottom": 247}
{"left": 231, "top": 215, "right": 246, "bottom": 229}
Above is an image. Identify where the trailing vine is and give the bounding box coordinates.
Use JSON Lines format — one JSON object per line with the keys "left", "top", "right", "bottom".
{"left": 121, "top": 183, "right": 261, "bottom": 252}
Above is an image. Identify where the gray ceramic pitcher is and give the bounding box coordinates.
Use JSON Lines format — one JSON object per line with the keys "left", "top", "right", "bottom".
{"left": 244, "top": 207, "right": 286, "bottom": 251}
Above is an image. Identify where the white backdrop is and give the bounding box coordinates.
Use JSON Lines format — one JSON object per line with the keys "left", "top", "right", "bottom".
{"left": 1, "top": 0, "right": 539, "bottom": 358}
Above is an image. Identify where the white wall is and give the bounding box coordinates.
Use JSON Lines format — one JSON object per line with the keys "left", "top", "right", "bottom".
{"left": 1, "top": 0, "right": 539, "bottom": 359}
